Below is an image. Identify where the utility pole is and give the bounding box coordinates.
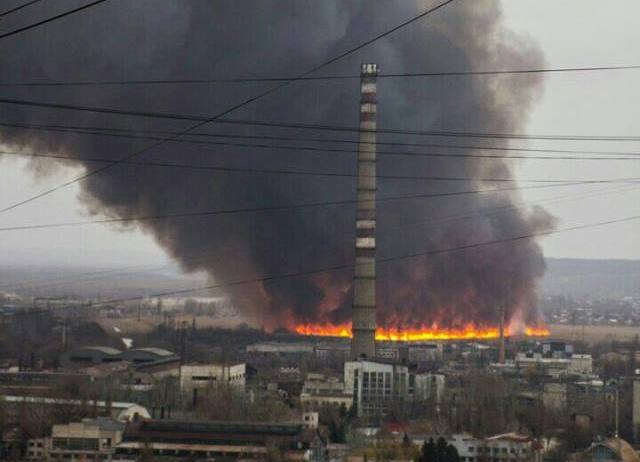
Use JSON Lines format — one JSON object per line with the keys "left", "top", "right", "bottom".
{"left": 498, "top": 303, "right": 505, "bottom": 364}
{"left": 61, "top": 318, "right": 68, "bottom": 351}
{"left": 615, "top": 384, "right": 620, "bottom": 438}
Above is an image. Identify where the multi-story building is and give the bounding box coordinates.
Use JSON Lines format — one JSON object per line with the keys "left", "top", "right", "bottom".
{"left": 412, "top": 373, "right": 446, "bottom": 403}
{"left": 25, "top": 438, "right": 47, "bottom": 460}
{"left": 302, "top": 373, "right": 345, "bottom": 395}
{"left": 179, "top": 363, "right": 254, "bottom": 406}
{"left": 344, "top": 359, "right": 409, "bottom": 420}
{"left": 542, "top": 341, "right": 573, "bottom": 358}
{"left": 513, "top": 352, "right": 593, "bottom": 378}
{"left": 408, "top": 343, "right": 443, "bottom": 362}
{"left": 43, "top": 418, "right": 124, "bottom": 462}
{"left": 568, "top": 354, "right": 593, "bottom": 375}
{"left": 314, "top": 342, "right": 351, "bottom": 362}
{"left": 179, "top": 363, "right": 251, "bottom": 391}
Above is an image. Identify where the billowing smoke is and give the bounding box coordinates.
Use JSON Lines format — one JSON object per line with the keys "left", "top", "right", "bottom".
{"left": 0, "top": 1, "right": 553, "bottom": 331}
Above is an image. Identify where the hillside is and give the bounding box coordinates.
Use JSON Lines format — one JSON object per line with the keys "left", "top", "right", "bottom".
{"left": 541, "top": 258, "right": 640, "bottom": 298}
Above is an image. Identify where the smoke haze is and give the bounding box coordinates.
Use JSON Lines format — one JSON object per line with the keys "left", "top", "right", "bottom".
{"left": 0, "top": 0, "right": 553, "bottom": 330}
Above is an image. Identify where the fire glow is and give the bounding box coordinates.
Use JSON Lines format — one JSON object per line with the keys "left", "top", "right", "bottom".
{"left": 294, "top": 323, "right": 550, "bottom": 341}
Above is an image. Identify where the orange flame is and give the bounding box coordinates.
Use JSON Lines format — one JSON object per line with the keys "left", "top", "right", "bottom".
{"left": 294, "top": 322, "right": 550, "bottom": 341}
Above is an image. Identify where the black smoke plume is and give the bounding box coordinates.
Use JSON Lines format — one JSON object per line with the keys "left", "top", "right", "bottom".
{"left": 0, "top": 1, "right": 553, "bottom": 331}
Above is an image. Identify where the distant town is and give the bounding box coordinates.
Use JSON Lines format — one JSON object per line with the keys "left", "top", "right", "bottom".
{"left": 2, "top": 1, "right": 640, "bottom": 461}
{"left": 0, "top": 262, "right": 639, "bottom": 461}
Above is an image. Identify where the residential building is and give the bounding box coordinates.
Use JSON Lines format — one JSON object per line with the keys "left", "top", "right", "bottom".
{"left": 435, "top": 432, "right": 542, "bottom": 462}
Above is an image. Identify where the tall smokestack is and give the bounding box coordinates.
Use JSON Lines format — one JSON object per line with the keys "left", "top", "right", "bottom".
{"left": 498, "top": 303, "right": 505, "bottom": 364}
{"left": 351, "top": 63, "right": 378, "bottom": 360}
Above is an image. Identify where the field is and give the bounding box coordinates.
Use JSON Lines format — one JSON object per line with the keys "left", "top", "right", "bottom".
{"left": 93, "top": 314, "right": 252, "bottom": 335}
{"left": 549, "top": 323, "right": 640, "bottom": 343}
{"left": 91, "top": 316, "right": 639, "bottom": 344}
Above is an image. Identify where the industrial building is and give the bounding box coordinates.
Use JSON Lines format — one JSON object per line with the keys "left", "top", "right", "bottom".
{"left": 0, "top": 395, "right": 150, "bottom": 422}
{"left": 60, "top": 346, "right": 179, "bottom": 369}
{"left": 113, "top": 420, "right": 321, "bottom": 461}
{"left": 179, "top": 362, "right": 255, "bottom": 406}
{"left": 60, "top": 346, "right": 123, "bottom": 368}
{"left": 0, "top": 370, "right": 90, "bottom": 395}
{"left": 27, "top": 418, "right": 125, "bottom": 462}
{"left": 245, "top": 341, "right": 314, "bottom": 356}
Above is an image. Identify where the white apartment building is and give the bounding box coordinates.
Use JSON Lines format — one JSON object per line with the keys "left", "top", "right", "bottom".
{"left": 446, "top": 433, "right": 541, "bottom": 462}
{"left": 344, "top": 359, "right": 409, "bottom": 420}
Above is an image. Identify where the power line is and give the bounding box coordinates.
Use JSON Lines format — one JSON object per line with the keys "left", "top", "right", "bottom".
{"left": 0, "top": 0, "right": 457, "bottom": 214}
{"left": 10, "top": 120, "right": 640, "bottom": 158}
{"left": 0, "top": 0, "right": 43, "bottom": 19}
{"left": 5, "top": 149, "right": 640, "bottom": 185}
{"left": 2, "top": 64, "right": 640, "bottom": 87}
{"left": 3, "top": 96, "right": 640, "bottom": 142}
{"left": 4, "top": 123, "right": 640, "bottom": 161}
{"left": 0, "top": 263, "right": 158, "bottom": 291}
{"left": 0, "top": 180, "right": 633, "bottom": 233}
{"left": 391, "top": 183, "right": 640, "bottom": 235}
{"left": 6, "top": 206, "right": 636, "bottom": 317}
{"left": 0, "top": 0, "right": 109, "bottom": 40}
{"left": 4, "top": 182, "right": 637, "bottom": 294}
{"left": 49, "top": 210, "right": 640, "bottom": 308}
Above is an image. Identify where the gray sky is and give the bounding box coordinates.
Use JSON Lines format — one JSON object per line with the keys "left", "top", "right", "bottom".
{"left": 1, "top": 0, "right": 640, "bottom": 267}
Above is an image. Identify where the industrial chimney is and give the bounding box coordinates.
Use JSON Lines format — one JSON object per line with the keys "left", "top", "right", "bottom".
{"left": 351, "top": 63, "right": 378, "bottom": 360}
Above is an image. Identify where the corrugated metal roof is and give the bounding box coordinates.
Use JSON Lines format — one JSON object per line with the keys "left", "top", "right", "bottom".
{"left": 128, "top": 347, "right": 175, "bottom": 356}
